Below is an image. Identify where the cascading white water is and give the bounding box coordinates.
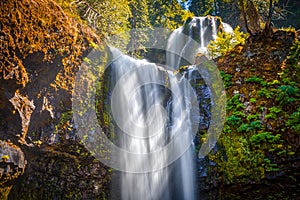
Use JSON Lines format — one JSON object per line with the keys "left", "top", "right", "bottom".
{"left": 166, "top": 16, "right": 233, "bottom": 69}
{"left": 109, "top": 48, "right": 198, "bottom": 200}
{"left": 107, "top": 16, "right": 231, "bottom": 200}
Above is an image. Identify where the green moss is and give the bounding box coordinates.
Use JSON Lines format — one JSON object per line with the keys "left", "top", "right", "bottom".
{"left": 209, "top": 30, "right": 300, "bottom": 192}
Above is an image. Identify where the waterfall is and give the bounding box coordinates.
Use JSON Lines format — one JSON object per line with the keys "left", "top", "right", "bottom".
{"left": 166, "top": 16, "right": 233, "bottom": 69}
{"left": 108, "top": 47, "right": 198, "bottom": 200}
{"left": 105, "top": 16, "right": 231, "bottom": 200}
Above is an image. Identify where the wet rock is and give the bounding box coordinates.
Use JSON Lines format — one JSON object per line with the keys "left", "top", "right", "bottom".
{"left": 198, "top": 157, "right": 208, "bottom": 177}
{"left": 0, "top": 140, "right": 26, "bottom": 199}
{"left": 9, "top": 91, "right": 35, "bottom": 144}
{"left": 9, "top": 142, "right": 111, "bottom": 199}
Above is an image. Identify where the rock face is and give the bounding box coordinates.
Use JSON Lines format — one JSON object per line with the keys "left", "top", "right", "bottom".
{"left": 0, "top": 141, "right": 26, "bottom": 199}
{"left": 202, "top": 30, "right": 300, "bottom": 199}
{"left": 9, "top": 91, "right": 35, "bottom": 144}
{"left": 0, "top": 0, "right": 111, "bottom": 199}
{"left": 9, "top": 142, "right": 111, "bottom": 200}
{"left": 0, "top": 141, "right": 26, "bottom": 174}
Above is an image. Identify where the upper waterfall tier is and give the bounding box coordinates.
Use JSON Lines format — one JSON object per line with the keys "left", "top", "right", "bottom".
{"left": 166, "top": 16, "right": 233, "bottom": 69}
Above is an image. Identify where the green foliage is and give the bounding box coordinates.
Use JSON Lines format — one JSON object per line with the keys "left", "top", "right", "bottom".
{"left": 286, "top": 40, "right": 300, "bottom": 82}
{"left": 275, "top": 85, "right": 299, "bottom": 106}
{"left": 213, "top": 135, "right": 266, "bottom": 184}
{"left": 246, "top": 76, "right": 267, "bottom": 86}
{"left": 279, "top": 71, "right": 297, "bottom": 85}
{"left": 269, "top": 106, "right": 282, "bottom": 114}
{"left": 223, "top": 124, "right": 232, "bottom": 134}
{"left": 250, "top": 120, "right": 262, "bottom": 129}
{"left": 237, "top": 121, "right": 262, "bottom": 133}
{"left": 246, "top": 113, "right": 260, "bottom": 121}
{"left": 127, "top": 0, "right": 151, "bottom": 57}
{"left": 250, "top": 98, "right": 256, "bottom": 103}
{"left": 258, "top": 87, "right": 275, "bottom": 99}
{"left": 286, "top": 108, "right": 300, "bottom": 132}
{"left": 250, "top": 132, "right": 281, "bottom": 144}
{"left": 207, "top": 26, "right": 248, "bottom": 59}
{"left": 232, "top": 110, "right": 246, "bottom": 118}
{"left": 73, "top": 0, "right": 192, "bottom": 58}
{"left": 220, "top": 71, "right": 233, "bottom": 89}
{"left": 148, "top": 0, "right": 193, "bottom": 30}
{"left": 226, "top": 94, "right": 245, "bottom": 111}
{"left": 189, "top": 0, "right": 300, "bottom": 32}
{"left": 266, "top": 106, "right": 282, "bottom": 119}
{"left": 267, "top": 79, "right": 280, "bottom": 85}
{"left": 263, "top": 158, "right": 279, "bottom": 172}
{"left": 226, "top": 115, "right": 242, "bottom": 127}
{"left": 77, "top": 0, "right": 131, "bottom": 42}
{"left": 237, "top": 123, "right": 249, "bottom": 133}
{"left": 189, "top": 0, "right": 215, "bottom": 16}
{"left": 207, "top": 26, "right": 299, "bottom": 192}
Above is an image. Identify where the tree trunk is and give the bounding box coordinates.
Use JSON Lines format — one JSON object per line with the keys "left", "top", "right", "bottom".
{"left": 264, "top": 0, "right": 274, "bottom": 36}
{"left": 239, "top": 0, "right": 253, "bottom": 36}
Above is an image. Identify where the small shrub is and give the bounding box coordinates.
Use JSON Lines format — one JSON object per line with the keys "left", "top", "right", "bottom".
{"left": 207, "top": 26, "right": 248, "bottom": 59}
{"left": 227, "top": 94, "right": 245, "bottom": 111}
{"left": 237, "top": 120, "right": 262, "bottom": 133}
{"left": 246, "top": 76, "right": 267, "bottom": 86}
{"left": 286, "top": 108, "right": 300, "bottom": 132}
{"left": 263, "top": 158, "right": 280, "bottom": 172}
{"left": 237, "top": 123, "right": 250, "bottom": 132}
{"left": 249, "top": 120, "right": 262, "bottom": 130}
{"left": 220, "top": 71, "right": 233, "bottom": 89}
{"left": 250, "top": 132, "right": 281, "bottom": 144}
{"left": 258, "top": 88, "right": 275, "bottom": 99}
{"left": 250, "top": 98, "right": 256, "bottom": 103}
{"left": 246, "top": 113, "right": 260, "bottom": 121}
{"left": 276, "top": 85, "right": 299, "bottom": 105}
{"left": 226, "top": 115, "right": 242, "bottom": 126}
{"left": 266, "top": 106, "right": 282, "bottom": 119}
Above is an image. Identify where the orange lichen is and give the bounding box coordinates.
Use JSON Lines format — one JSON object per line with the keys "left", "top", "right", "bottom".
{"left": 0, "top": 0, "right": 100, "bottom": 88}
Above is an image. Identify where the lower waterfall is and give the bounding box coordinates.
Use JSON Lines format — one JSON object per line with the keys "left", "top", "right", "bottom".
{"left": 108, "top": 48, "right": 199, "bottom": 200}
